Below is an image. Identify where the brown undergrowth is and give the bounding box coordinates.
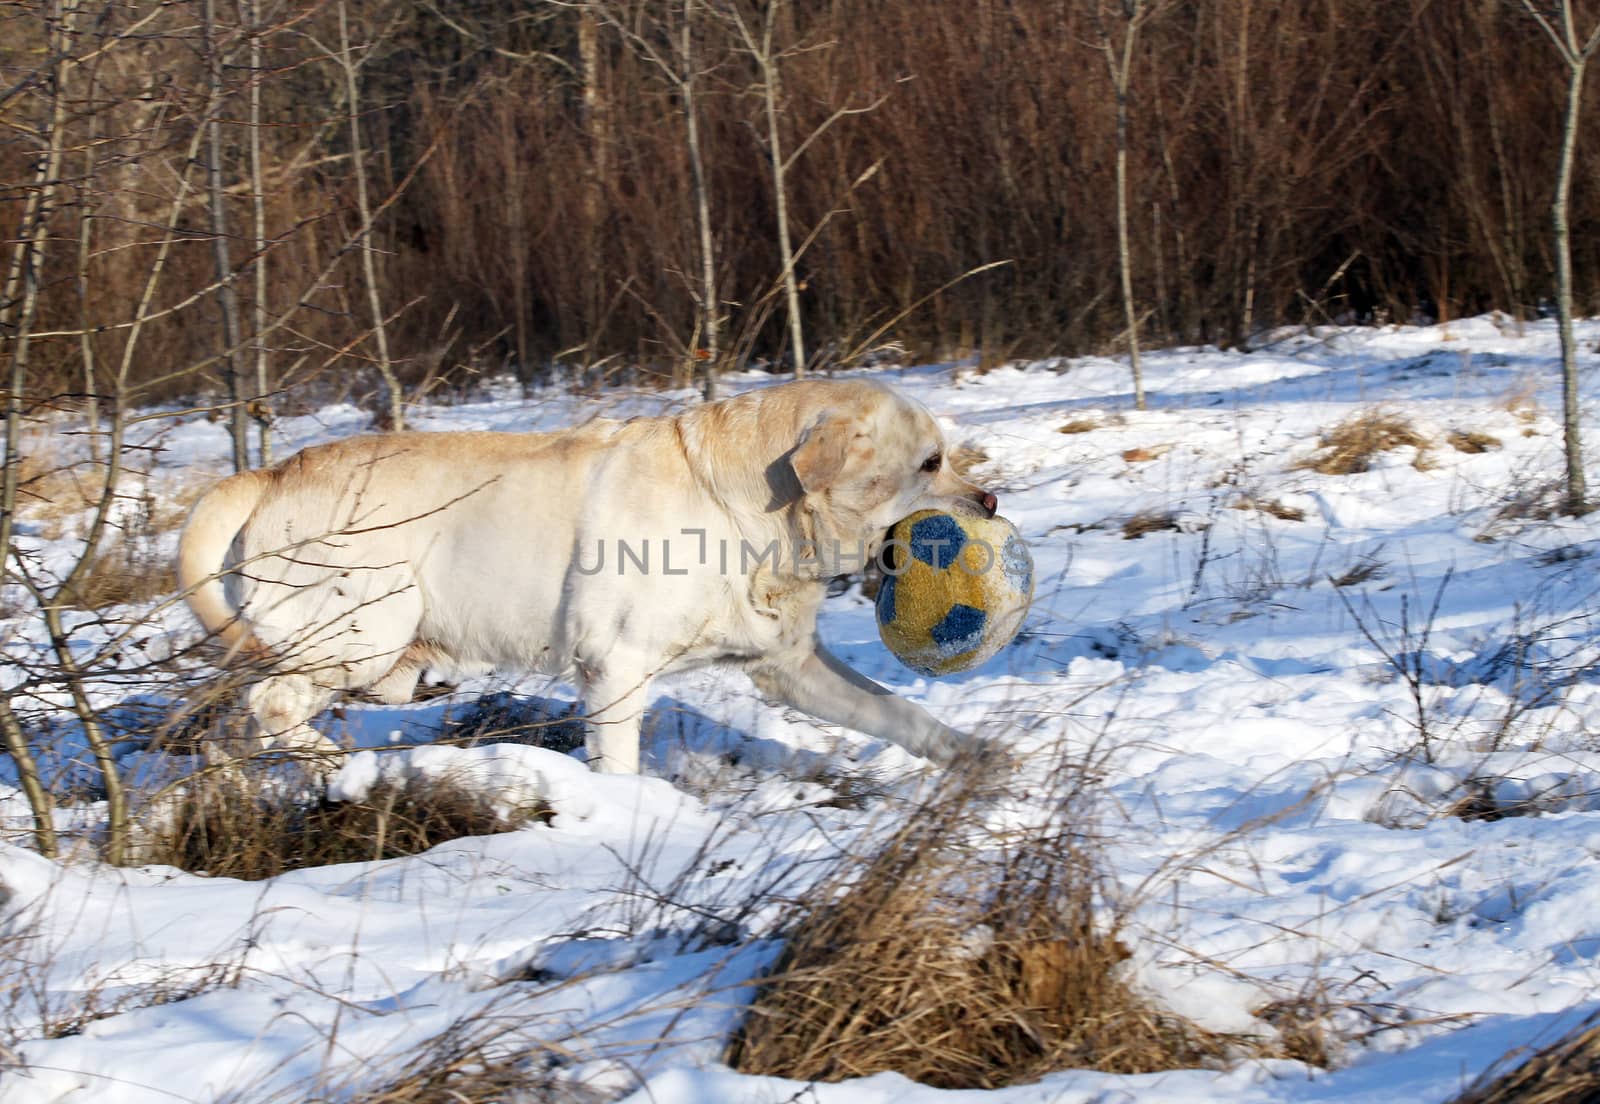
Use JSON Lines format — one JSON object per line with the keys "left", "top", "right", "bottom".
{"left": 726, "top": 758, "right": 1233, "bottom": 1088}
{"left": 1297, "top": 411, "right": 1431, "bottom": 475}
{"left": 144, "top": 768, "right": 550, "bottom": 880}
{"left": 1447, "top": 1011, "right": 1600, "bottom": 1104}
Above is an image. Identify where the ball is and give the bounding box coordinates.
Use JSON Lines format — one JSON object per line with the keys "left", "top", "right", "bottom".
{"left": 874, "top": 509, "right": 1034, "bottom": 677}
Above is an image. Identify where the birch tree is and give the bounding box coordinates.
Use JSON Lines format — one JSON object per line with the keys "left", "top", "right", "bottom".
{"left": 331, "top": 0, "right": 403, "bottom": 430}
{"left": 201, "top": 0, "right": 250, "bottom": 472}
{"left": 721, "top": 0, "right": 806, "bottom": 376}
{"left": 241, "top": 0, "right": 274, "bottom": 465}
{"left": 1517, "top": 0, "right": 1599, "bottom": 515}
{"left": 578, "top": 0, "right": 724, "bottom": 400}
{"left": 1089, "top": 0, "right": 1170, "bottom": 411}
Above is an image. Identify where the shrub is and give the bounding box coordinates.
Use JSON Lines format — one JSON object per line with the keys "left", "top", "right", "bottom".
{"left": 727, "top": 765, "right": 1231, "bottom": 1088}
{"left": 1449, "top": 429, "right": 1503, "bottom": 454}
{"left": 1447, "top": 1011, "right": 1600, "bottom": 1104}
{"left": 143, "top": 769, "right": 550, "bottom": 880}
{"left": 1297, "top": 412, "right": 1430, "bottom": 475}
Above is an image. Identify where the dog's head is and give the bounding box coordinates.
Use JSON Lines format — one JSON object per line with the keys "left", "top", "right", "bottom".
{"left": 778, "top": 381, "right": 996, "bottom": 548}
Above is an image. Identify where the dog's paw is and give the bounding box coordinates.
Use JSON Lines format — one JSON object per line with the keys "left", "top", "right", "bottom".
{"left": 914, "top": 727, "right": 1014, "bottom": 775}
{"left": 954, "top": 737, "right": 1018, "bottom": 778}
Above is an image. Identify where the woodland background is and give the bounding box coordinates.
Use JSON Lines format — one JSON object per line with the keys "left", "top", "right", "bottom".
{"left": 3, "top": 0, "right": 1599, "bottom": 418}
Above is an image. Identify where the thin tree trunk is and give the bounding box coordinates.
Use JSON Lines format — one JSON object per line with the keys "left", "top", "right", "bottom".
{"left": 1241, "top": 226, "right": 1259, "bottom": 346}
{"left": 1098, "top": 0, "right": 1155, "bottom": 408}
{"left": 0, "top": 0, "right": 76, "bottom": 858}
{"left": 1555, "top": 56, "right": 1587, "bottom": 514}
{"left": 756, "top": 8, "right": 806, "bottom": 376}
{"left": 503, "top": 102, "right": 531, "bottom": 384}
{"left": 42, "top": 596, "right": 128, "bottom": 864}
{"left": 0, "top": 696, "right": 55, "bottom": 858}
{"left": 244, "top": 0, "right": 272, "bottom": 464}
{"left": 77, "top": 45, "right": 101, "bottom": 464}
{"left": 1153, "top": 78, "right": 1196, "bottom": 342}
{"left": 337, "top": 0, "right": 402, "bottom": 430}
{"left": 683, "top": 0, "right": 719, "bottom": 400}
{"left": 203, "top": 0, "right": 249, "bottom": 473}
{"left": 1486, "top": 97, "right": 1526, "bottom": 322}
{"left": 578, "top": 9, "right": 606, "bottom": 375}
{"left": 1114, "top": 79, "right": 1143, "bottom": 408}
{"left": 3, "top": 0, "right": 77, "bottom": 563}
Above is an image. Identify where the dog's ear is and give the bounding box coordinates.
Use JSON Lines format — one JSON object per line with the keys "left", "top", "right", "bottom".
{"left": 790, "top": 414, "right": 855, "bottom": 494}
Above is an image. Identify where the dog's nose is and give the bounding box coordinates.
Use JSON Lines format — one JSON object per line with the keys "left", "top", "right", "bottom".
{"left": 979, "top": 491, "right": 998, "bottom": 517}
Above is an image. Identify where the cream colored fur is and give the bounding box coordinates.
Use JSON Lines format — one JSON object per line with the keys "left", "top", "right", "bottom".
{"left": 177, "top": 379, "right": 998, "bottom": 773}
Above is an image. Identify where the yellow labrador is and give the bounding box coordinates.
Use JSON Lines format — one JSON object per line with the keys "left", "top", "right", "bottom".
{"left": 178, "top": 379, "right": 998, "bottom": 773}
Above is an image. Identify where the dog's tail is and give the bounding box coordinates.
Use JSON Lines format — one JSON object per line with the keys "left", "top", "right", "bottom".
{"left": 178, "top": 468, "right": 272, "bottom": 662}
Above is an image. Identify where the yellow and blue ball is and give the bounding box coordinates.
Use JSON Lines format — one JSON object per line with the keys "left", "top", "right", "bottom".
{"left": 875, "top": 510, "right": 1034, "bottom": 677}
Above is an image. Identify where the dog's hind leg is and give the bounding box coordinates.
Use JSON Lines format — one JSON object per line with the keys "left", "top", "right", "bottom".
{"left": 364, "top": 641, "right": 447, "bottom": 705}
{"left": 247, "top": 673, "right": 340, "bottom": 757}
{"left": 251, "top": 566, "right": 426, "bottom": 741}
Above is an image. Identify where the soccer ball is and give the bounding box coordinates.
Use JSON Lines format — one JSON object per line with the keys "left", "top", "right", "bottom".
{"left": 874, "top": 509, "right": 1034, "bottom": 677}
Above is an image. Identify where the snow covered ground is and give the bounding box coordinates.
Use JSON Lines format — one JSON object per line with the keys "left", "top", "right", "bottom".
{"left": 4, "top": 314, "right": 1600, "bottom": 1102}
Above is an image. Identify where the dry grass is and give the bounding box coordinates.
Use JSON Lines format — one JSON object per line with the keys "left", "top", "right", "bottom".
{"left": 1500, "top": 376, "right": 1542, "bottom": 424}
{"left": 1123, "top": 511, "right": 1182, "bottom": 539}
{"left": 1122, "top": 443, "right": 1175, "bottom": 463}
{"left": 1449, "top": 429, "right": 1503, "bottom": 454}
{"left": 1443, "top": 780, "right": 1505, "bottom": 823}
{"left": 1447, "top": 1011, "right": 1600, "bottom": 1104}
{"left": 1253, "top": 995, "right": 1336, "bottom": 1068}
{"left": 727, "top": 766, "right": 1232, "bottom": 1089}
{"left": 949, "top": 442, "right": 990, "bottom": 477}
{"left": 225, "top": 995, "right": 595, "bottom": 1104}
{"left": 42, "top": 961, "right": 244, "bottom": 1041}
{"left": 1329, "top": 552, "right": 1389, "bottom": 588}
{"left": 337, "top": 1020, "right": 576, "bottom": 1104}
{"left": 58, "top": 537, "right": 175, "bottom": 611}
{"left": 6, "top": 968, "right": 245, "bottom": 1047}
{"left": 1486, "top": 478, "right": 1568, "bottom": 532}
{"left": 143, "top": 769, "right": 551, "bottom": 880}
{"left": 1058, "top": 417, "right": 1100, "bottom": 435}
{"left": 12, "top": 470, "right": 207, "bottom": 611}
{"left": 1296, "top": 411, "right": 1431, "bottom": 475}
{"left": 14, "top": 461, "right": 103, "bottom": 537}
{"left": 1233, "top": 497, "right": 1308, "bottom": 522}
{"left": 1, "top": 906, "right": 247, "bottom": 1047}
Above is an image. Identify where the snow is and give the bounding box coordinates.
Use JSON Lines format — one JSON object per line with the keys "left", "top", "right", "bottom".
{"left": 4, "top": 314, "right": 1600, "bottom": 1101}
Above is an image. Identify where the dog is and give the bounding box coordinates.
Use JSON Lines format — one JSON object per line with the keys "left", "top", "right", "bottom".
{"left": 177, "top": 379, "right": 999, "bottom": 774}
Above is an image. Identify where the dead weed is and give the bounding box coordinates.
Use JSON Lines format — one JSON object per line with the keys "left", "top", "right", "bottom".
{"left": 1297, "top": 411, "right": 1431, "bottom": 475}
{"left": 1447, "top": 1010, "right": 1600, "bottom": 1104}
{"left": 727, "top": 768, "right": 1232, "bottom": 1088}
{"left": 144, "top": 768, "right": 550, "bottom": 880}
{"left": 1449, "top": 429, "right": 1503, "bottom": 455}
{"left": 1233, "top": 497, "right": 1307, "bottom": 522}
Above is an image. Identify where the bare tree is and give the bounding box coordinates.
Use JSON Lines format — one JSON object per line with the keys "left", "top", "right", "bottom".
{"left": 0, "top": 0, "right": 80, "bottom": 857}
{"left": 722, "top": 0, "right": 806, "bottom": 376}
{"left": 0, "top": 0, "right": 440, "bottom": 863}
{"left": 241, "top": 0, "right": 274, "bottom": 465}
{"left": 332, "top": 0, "right": 403, "bottom": 430}
{"left": 1517, "top": 0, "right": 1598, "bottom": 515}
{"left": 578, "top": 0, "right": 724, "bottom": 399}
{"left": 201, "top": 0, "right": 251, "bottom": 472}
{"left": 577, "top": 6, "right": 608, "bottom": 382}
{"left": 683, "top": 0, "right": 720, "bottom": 399}
{"left": 1089, "top": 0, "right": 1169, "bottom": 411}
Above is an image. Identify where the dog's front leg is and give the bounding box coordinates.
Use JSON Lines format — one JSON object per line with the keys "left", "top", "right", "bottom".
{"left": 578, "top": 661, "right": 652, "bottom": 774}
{"left": 748, "top": 641, "right": 979, "bottom": 765}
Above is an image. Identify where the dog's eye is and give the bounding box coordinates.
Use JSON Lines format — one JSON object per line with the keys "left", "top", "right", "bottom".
{"left": 920, "top": 453, "right": 942, "bottom": 473}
